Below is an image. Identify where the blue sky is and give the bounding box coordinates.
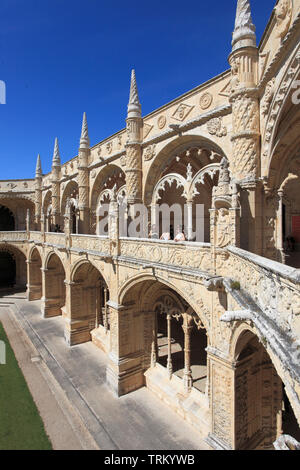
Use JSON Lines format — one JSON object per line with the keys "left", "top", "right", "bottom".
{"left": 0, "top": 0, "right": 275, "bottom": 180}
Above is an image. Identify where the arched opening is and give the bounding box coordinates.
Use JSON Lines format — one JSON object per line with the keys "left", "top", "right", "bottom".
{"left": 90, "top": 165, "right": 126, "bottom": 235}
{"left": 154, "top": 294, "right": 207, "bottom": 393}
{"left": 148, "top": 144, "right": 223, "bottom": 242}
{"left": 42, "top": 253, "right": 66, "bottom": 317}
{"left": 0, "top": 246, "right": 26, "bottom": 290}
{"left": 61, "top": 182, "right": 79, "bottom": 234}
{"left": 42, "top": 191, "right": 52, "bottom": 232}
{"left": 0, "top": 252, "right": 16, "bottom": 287}
{"left": 28, "top": 248, "right": 42, "bottom": 300}
{"left": 117, "top": 278, "right": 209, "bottom": 412}
{"left": 0, "top": 205, "right": 15, "bottom": 231}
{"left": 234, "top": 330, "right": 300, "bottom": 450}
{"left": 69, "top": 262, "right": 109, "bottom": 345}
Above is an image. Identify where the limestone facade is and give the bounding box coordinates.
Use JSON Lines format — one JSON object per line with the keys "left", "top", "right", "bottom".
{"left": 0, "top": 0, "right": 300, "bottom": 450}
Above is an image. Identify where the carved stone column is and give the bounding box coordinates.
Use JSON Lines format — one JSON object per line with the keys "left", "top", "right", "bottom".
{"left": 51, "top": 138, "right": 61, "bottom": 227}
{"left": 34, "top": 154, "right": 42, "bottom": 230}
{"left": 277, "top": 190, "right": 285, "bottom": 263}
{"left": 109, "top": 186, "right": 120, "bottom": 256}
{"left": 166, "top": 313, "right": 173, "bottom": 379}
{"left": 106, "top": 302, "right": 145, "bottom": 396}
{"left": 78, "top": 113, "right": 90, "bottom": 234}
{"left": 26, "top": 260, "right": 42, "bottom": 301}
{"left": 228, "top": 0, "right": 262, "bottom": 255}
{"left": 186, "top": 200, "right": 194, "bottom": 241}
{"left": 125, "top": 70, "right": 143, "bottom": 217}
{"left": 182, "top": 313, "right": 193, "bottom": 393}
{"left": 103, "top": 287, "right": 109, "bottom": 332}
{"left": 206, "top": 350, "right": 235, "bottom": 450}
{"left": 151, "top": 311, "right": 158, "bottom": 368}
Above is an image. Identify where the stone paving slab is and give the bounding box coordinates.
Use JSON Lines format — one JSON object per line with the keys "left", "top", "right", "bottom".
{"left": 1, "top": 294, "right": 209, "bottom": 451}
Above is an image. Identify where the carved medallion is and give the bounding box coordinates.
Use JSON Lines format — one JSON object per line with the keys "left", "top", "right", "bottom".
{"left": 144, "top": 144, "right": 156, "bottom": 162}
{"left": 157, "top": 115, "right": 166, "bottom": 129}
{"left": 200, "top": 92, "right": 213, "bottom": 110}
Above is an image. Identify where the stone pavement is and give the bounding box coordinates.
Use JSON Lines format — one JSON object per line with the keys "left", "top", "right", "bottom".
{"left": 0, "top": 292, "right": 210, "bottom": 451}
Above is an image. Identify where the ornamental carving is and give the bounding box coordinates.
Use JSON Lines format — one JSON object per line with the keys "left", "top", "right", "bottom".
{"left": 207, "top": 117, "right": 227, "bottom": 137}
{"left": 274, "top": 0, "right": 292, "bottom": 40}
{"left": 157, "top": 115, "right": 166, "bottom": 129}
{"left": 106, "top": 142, "right": 113, "bottom": 155}
{"left": 262, "top": 78, "right": 276, "bottom": 116}
{"left": 143, "top": 123, "right": 153, "bottom": 139}
{"left": 230, "top": 57, "right": 240, "bottom": 93}
{"left": 232, "top": 94, "right": 259, "bottom": 134}
{"left": 216, "top": 208, "right": 230, "bottom": 248}
{"left": 212, "top": 364, "right": 233, "bottom": 447}
{"left": 199, "top": 92, "right": 213, "bottom": 110}
{"left": 171, "top": 103, "right": 193, "bottom": 122}
{"left": 143, "top": 144, "right": 156, "bottom": 162}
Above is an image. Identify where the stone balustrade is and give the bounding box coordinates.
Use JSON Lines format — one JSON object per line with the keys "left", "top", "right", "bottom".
{"left": 221, "top": 246, "right": 300, "bottom": 334}
{"left": 0, "top": 231, "right": 28, "bottom": 241}
{"left": 119, "top": 237, "right": 212, "bottom": 273}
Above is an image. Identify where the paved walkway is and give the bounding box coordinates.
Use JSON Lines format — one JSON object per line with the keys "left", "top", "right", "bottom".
{"left": 0, "top": 292, "right": 209, "bottom": 451}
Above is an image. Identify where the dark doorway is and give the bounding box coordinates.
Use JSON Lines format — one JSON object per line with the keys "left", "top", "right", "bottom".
{"left": 0, "top": 252, "right": 16, "bottom": 287}
{"left": 0, "top": 206, "right": 15, "bottom": 231}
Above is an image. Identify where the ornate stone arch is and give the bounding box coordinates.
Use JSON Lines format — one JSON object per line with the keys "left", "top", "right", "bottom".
{"left": 263, "top": 45, "right": 300, "bottom": 185}
{"left": 143, "top": 134, "right": 227, "bottom": 206}
{"left": 0, "top": 243, "right": 27, "bottom": 287}
{"left": 28, "top": 244, "right": 43, "bottom": 262}
{"left": 152, "top": 173, "right": 187, "bottom": 204}
{"left": 90, "top": 164, "right": 126, "bottom": 234}
{"left": 190, "top": 163, "right": 220, "bottom": 201}
{"left": 42, "top": 190, "right": 52, "bottom": 215}
{"left": 60, "top": 180, "right": 79, "bottom": 214}
{"left": 118, "top": 272, "right": 210, "bottom": 332}
{"left": 70, "top": 257, "right": 109, "bottom": 287}
{"left": 90, "top": 164, "right": 125, "bottom": 210}
{"left": 43, "top": 249, "right": 66, "bottom": 271}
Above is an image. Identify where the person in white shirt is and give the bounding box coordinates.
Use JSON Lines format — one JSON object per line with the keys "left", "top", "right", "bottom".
{"left": 174, "top": 226, "right": 186, "bottom": 242}
{"left": 160, "top": 231, "right": 171, "bottom": 241}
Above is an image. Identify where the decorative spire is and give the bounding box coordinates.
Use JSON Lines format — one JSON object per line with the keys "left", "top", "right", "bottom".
{"left": 35, "top": 154, "right": 42, "bottom": 178}
{"left": 127, "top": 69, "right": 141, "bottom": 119}
{"left": 80, "top": 112, "right": 90, "bottom": 149}
{"left": 52, "top": 137, "right": 61, "bottom": 167}
{"left": 232, "top": 0, "right": 256, "bottom": 52}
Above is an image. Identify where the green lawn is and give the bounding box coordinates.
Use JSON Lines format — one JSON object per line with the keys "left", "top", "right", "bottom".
{"left": 0, "top": 321, "right": 52, "bottom": 450}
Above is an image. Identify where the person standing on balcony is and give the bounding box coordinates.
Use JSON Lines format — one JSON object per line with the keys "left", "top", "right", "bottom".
{"left": 174, "top": 226, "right": 186, "bottom": 242}
{"left": 160, "top": 231, "right": 171, "bottom": 241}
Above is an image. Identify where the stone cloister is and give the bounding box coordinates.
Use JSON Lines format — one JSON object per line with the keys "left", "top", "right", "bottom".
{"left": 0, "top": 0, "right": 300, "bottom": 450}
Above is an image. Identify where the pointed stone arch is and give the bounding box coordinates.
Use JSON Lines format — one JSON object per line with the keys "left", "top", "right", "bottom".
{"left": 90, "top": 164, "right": 126, "bottom": 234}
{"left": 27, "top": 247, "right": 42, "bottom": 300}
{"left": 67, "top": 260, "right": 109, "bottom": 345}
{"left": 0, "top": 244, "right": 27, "bottom": 288}
{"left": 143, "top": 134, "right": 226, "bottom": 207}
{"left": 42, "top": 252, "right": 66, "bottom": 318}
{"left": 227, "top": 324, "right": 300, "bottom": 449}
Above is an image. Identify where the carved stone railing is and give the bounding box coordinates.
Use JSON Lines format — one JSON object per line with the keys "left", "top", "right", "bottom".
{"left": 29, "top": 231, "right": 44, "bottom": 244}
{"left": 70, "top": 234, "right": 110, "bottom": 254}
{"left": 119, "top": 238, "right": 212, "bottom": 273}
{"left": 44, "top": 232, "right": 66, "bottom": 247}
{"left": 0, "top": 231, "right": 28, "bottom": 241}
{"left": 219, "top": 246, "right": 300, "bottom": 334}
